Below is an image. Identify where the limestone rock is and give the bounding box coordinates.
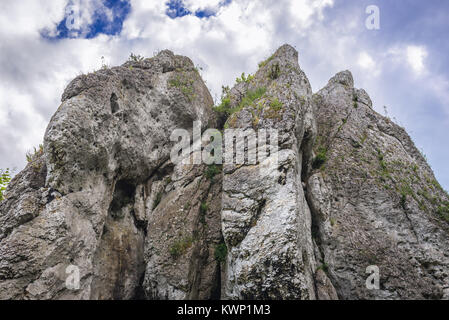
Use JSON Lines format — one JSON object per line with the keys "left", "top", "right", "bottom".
{"left": 315, "top": 269, "right": 338, "bottom": 300}
{"left": 142, "top": 158, "right": 223, "bottom": 300}
{"left": 0, "top": 45, "right": 448, "bottom": 301}
{"left": 0, "top": 50, "right": 216, "bottom": 299}
{"left": 221, "top": 44, "right": 318, "bottom": 299}
{"left": 309, "top": 70, "right": 449, "bottom": 299}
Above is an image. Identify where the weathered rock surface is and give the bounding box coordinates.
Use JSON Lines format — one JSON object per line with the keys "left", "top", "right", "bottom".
{"left": 142, "top": 158, "right": 223, "bottom": 300}
{"left": 0, "top": 45, "right": 448, "bottom": 300}
{"left": 220, "top": 45, "right": 319, "bottom": 299}
{"left": 0, "top": 50, "right": 217, "bottom": 299}
{"left": 309, "top": 70, "right": 449, "bottom": 299}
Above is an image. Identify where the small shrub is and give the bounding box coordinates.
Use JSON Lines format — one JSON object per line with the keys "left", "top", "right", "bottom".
{"left": 199, "top": 201, "right": 208, "bottom": 224}
{"left": 26, "top": 144, "right": 44, "bottom": 162}
{"left": 214, "top": 97, "right": 231, "bottom": 113}
{"left": 214, "top": 243, "right": 228, "bottom": 263}
{"left": 200, "top": 201, "right": 208, "bottom": 215}
{"left": 265, "top": 98, "right": 283, "bottom": 119}
{"left": 317, "top": 262, "right": 329, "bottom": 273}
{"left": 258, "top": 54, "right": 274, "bottom": 68}
{"left": 128, "top": 53, "right": 144, "bottom": 62}
{"left": 213, "top": 86, "right": 232, "bottom": 120}
{"left": 269, "top": 98, "right": 282, "bottom": 110}
{"left": 379, "top": 159, "right": 387, "bottom": 171}
{"left": 169, "top": 236, "right": 194, "bottom": 259}
{"left": 312, "top": 147, "right": 327, "bottom": 169}
{"left": 205, "top": 164, "right": 221, "bottom": 181}
{"left": 376, "top": 150, "right": 389, "bottom": 172}
{"left": 216, "top": 87, "right": 267, "bottom": 129}
{"left": 437, "top": 204, "right": 449, "bottom": 223}
{"left": 360, "top": 131, "right": 368, "bottom": 145}
{"left": 235, "top": 72, "right": 254, "bottom": 84}
{"left": 0, "top": 168, "right": 12, "bottom": 202}
{"left": 168, "top": 73, "right": 195, "bottom": 101}
{"left": 431, "top": 179, "right": 444, "bottom": 192}
{"left": 239, "top": 87, "right": 267, "bottom": 109}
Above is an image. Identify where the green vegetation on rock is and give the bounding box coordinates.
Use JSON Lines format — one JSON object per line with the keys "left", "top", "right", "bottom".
{"left": 235, "top": 72, "right": 254, "bottom": 84}
{"left": 168, "top": 72, "right": 196, "bottom": 101}
{"left": 214, "top": 243, "right": 228, "bottom": 263}
{"left": 169, "top": 236, "right": 194, "bottom": 259}
{"left": 0, "top": 168, "right": 12, "bottom": 202}
{"left": 258, "top": 54, "right": 274, "bottom": 68}
{"left": 205, "top": 164, "right": 221, "bottom": 181}
{"left": 437, "top": 202, "right": 449, "bottom": 222}
{"left": 26, "top": 144, "right": 43, "bottom": 163}
{"left": 214, "top": 87, "right": 267, "bottom": 128}
{"left": 312, "top": 146, "right": 328, "bottom": 169}
{"left": 128, "top": 53, "right": 145, "bottom": 62}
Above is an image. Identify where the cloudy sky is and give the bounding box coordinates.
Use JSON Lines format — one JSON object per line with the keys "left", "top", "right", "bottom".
{"left": 0, "top": 0, "right": 448, "bottom": 190}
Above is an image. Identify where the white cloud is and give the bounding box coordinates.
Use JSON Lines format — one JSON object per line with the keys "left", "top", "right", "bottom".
{"left": 0, "top": 0, "right": 448, "bottom": 190}
{"left": 120, "top": 0, "right": 336, "bottom": 96}
{"left": 289, "top": 0, "right": 333, "bottom": 29}
{"left": 406, "top": 45, "right": 427, "bottom": 75}
{"left": 386, "top": 45, "right": 428, "bottom": 76}
{"left": 0, "top": 0, "right": 67, "bottom": 37}
{"left": 0, "top": 0, "right": 334, "bottom": 177}
{"left": 357, "top": 51, "right": 376, "bottom": 70}
{"left": 357, "top": 51, "right": 375, "bottom": 69}
{"left": 183, "top": 0, "right": 224, "bottom": 12}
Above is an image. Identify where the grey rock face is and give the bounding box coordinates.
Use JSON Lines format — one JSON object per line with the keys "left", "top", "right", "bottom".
{"left": 0, "top": 45, "right": 448, "bottom": 300}
{"left": 0, "top": 50, "right": 216, "bottom": 299}
{"left": 221, "top": 45, "right": 319, "bottom": 299}
{"left": 142, "top": 157, "right": 223, "bottom": 300}
{"left": 309, "top": 70, "right": 449, "bottom": 299}
{"left": 315, "top": 269, "right": 338, "bottom": 300}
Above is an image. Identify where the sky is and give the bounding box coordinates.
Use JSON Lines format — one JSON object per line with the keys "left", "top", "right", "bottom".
{"left": 0, "top": 0, "right": 448, "bottom": 191}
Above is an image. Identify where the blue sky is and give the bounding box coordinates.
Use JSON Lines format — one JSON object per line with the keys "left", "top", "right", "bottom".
{"left": 42, "top": 0, "right": 132, "bottom": 39}
{"left": 0, "top": 0, "right": 448, "bottom": 191}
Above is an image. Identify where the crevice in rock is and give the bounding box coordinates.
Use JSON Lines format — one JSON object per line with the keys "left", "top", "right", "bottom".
{"left": 210, "top": 236, "right": 226, "bottom": 300}
{"left": 109, "top": 180, "right": 135, "bottom": 220}
{"left": 401, "top": 202, "right": 419, "bottom": 242}
{"left": 251, "top": 199, "right": 266, "bottom": 228}
{"left": 210, "top": 261, "right": 222, "bottom": 300}
{"left": 131, "top": 210, "right": 148, "bottom": 236}
{"left": 110, "top": 92, "right": 120, "bottom": 114}
{"left": 302, "top": 178, "right": 339, "bottom": 299}
{"left": 145, "top": 160, "right": 174, "bottom": 185}
{"left": 90, "top": 179, "right": 146, "bottom": 300}
{"left": 131, "top": 271, "right": 147, "bottom": 300}
{"left": 299, "top": 128, "right": 315, "bottom": 183}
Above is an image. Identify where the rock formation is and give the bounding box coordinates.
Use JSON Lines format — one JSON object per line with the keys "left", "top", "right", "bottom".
{"left": 0, "top": 45, "right": 448, "bottom": 300}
